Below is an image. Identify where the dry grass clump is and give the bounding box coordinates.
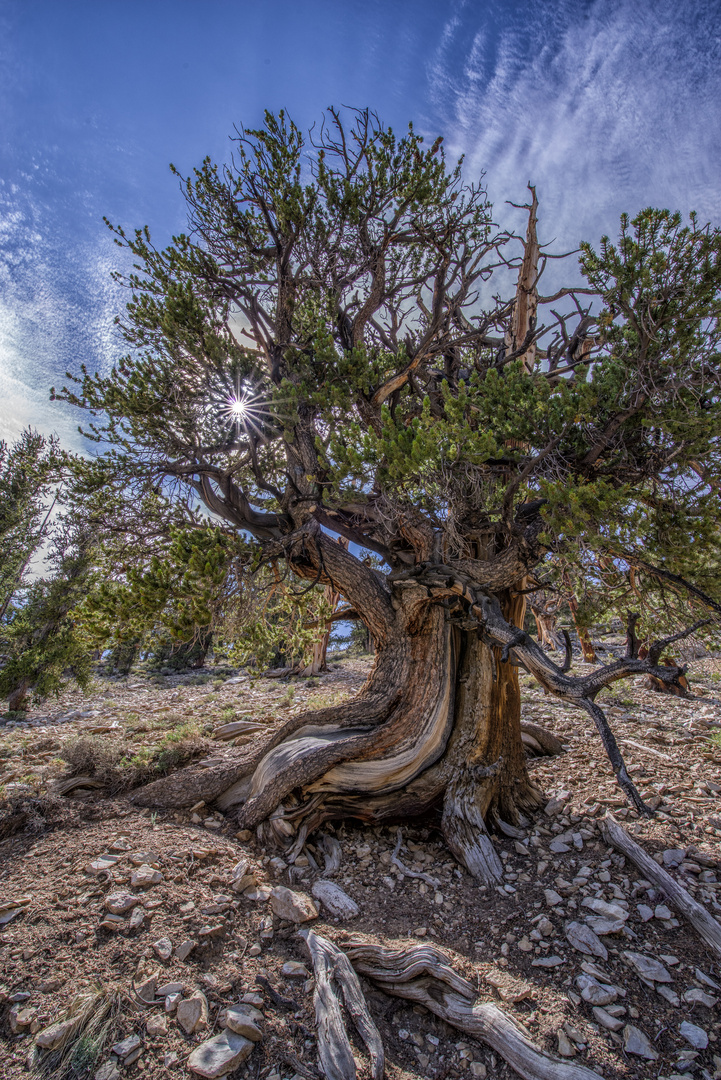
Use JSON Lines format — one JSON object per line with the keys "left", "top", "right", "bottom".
{"left": 60, "top": 736, "right": 122, "bottom": 779}
{"left": 59, "top": 723, "right": 209, "bottom": 792}
{"left": 0, "top": 792, "right": 65, "bottom": 840}
{"left": 30, "top": 987, "right": 123, "bottom": 1080}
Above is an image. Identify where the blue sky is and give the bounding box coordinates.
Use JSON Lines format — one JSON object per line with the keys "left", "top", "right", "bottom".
{"left": 1, "top": 0, "right": 720, "bottom": 448}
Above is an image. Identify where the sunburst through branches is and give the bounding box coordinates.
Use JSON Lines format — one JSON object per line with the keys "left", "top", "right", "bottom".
{"left": 219, "top": 384, "right": 278, "bottom": 440}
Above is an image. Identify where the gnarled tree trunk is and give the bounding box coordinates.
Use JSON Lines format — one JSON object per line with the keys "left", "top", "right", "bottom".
{"left": 133, "top": 538, "right": 543, "bottom": 884}
{"left": 7, "top": 678, "right": 30, "bottom": 712}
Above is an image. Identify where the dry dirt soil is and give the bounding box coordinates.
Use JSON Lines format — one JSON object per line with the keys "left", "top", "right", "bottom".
{"left": 1, "top": 652, "right": 721, "bottom": 1080}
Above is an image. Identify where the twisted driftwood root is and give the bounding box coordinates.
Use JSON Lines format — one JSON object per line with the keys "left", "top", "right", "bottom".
{"left": 344, "top": 940, "right": 603, "bottom": 1080}
{"left": 601, "top": 813, "right": 721, "bottom": 961}
{"left": 299, "top": 929, "right": 384, "bottom": 1080}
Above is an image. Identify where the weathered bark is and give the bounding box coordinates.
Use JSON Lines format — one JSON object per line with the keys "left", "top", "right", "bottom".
{"left": 567, "top": 597, "right": 596, "bottom": 664}
{"left": 129, "top": 521, "right": 665, "bottom": 878}
{"left": 7, "top": 679, "right": 30, "bottom": 712}
{"left": 345, "top": 939, "right": 604, "bottom": 1080}
{"left": 300, "top": 929, "right": 384, "bottom": 1080}
{"left": 440, "top": 622, "right": 541, "bottom": 882}
{"left": 235, "top": 581, "right": 539, "bottom": 880}
{"left": 638, "top": 646, "right": 690, "bottom": 696}
{"left": 531, "top": 598, "right": 564, "bottom": 652}
{"left": 131, "top": 567, "right": 539, "bottom": 882}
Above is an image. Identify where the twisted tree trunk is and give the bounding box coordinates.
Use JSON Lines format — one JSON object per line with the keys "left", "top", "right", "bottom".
{"left": 133, "top": 536, "right": 543, "bottom": 884}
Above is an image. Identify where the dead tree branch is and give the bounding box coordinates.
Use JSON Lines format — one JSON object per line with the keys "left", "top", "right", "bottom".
{"left": 344, "top": 940, "right": 604, "bottom": 1080}
{"left": 600, "top": 814, "right": 721, "bottom": 961}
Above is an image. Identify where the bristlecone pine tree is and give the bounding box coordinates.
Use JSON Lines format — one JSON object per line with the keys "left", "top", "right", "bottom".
{"left": 59, "top": 109, "right": 721, "bottom": 882}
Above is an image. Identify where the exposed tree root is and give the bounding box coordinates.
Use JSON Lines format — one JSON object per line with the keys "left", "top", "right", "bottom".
{"left": 52, "top": 776, "right": 106, "bottom": 796}
{"left": 344, "top": 940, "right": 604, "bottom": 1080}
{"left": 391, "top": 828, "right": 440, "bottom": 887}
{"left": 299, "top": 929, "right": 384, "bottom": 1080}
{"left": 442, "top": 763, "right": 504, "bottom": 884}
{"left": 601, "top": 813, "right": 721, "bottom": 961}
{"left": 122, "top": 578, "right": 704, "bottom": 888}
{"left": 520, "top": 721, "right": 565, "bottom": 757}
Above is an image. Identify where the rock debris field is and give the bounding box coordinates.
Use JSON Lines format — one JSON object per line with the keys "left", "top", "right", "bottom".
{"left": 1, "top": 653, "right": 721, "bottom": 1080}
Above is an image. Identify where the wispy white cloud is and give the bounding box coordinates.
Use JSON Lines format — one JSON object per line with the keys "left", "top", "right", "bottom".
{"left": 0, "top": 175, "right": 124, "bottom": 449}
{"left": 425, "top": 0, "right": 721, "bottom": 270}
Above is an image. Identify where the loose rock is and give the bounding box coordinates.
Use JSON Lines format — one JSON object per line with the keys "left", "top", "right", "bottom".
{"left": 281, "top": 961, "right": 310, "bottom": 979}
{"left": 177, "top": 992, "right": 209, "bottom": 1035}
{"left": 175, "top": 939, "right": 196, "bottom": 961}
{"left": 128, "top": 907, "right": 146, "bottom": 931}
{"left": 111, "top": 1034, "right": 142, "bottom": 1062}
{"left": 585, "top": 916, "right": 626, "bottom": 935}
{"left": 565, "top": 921, "right": 608, "bottom": 960}
{"left": 146, "top": 1015, "right": 168, "bottom": 1037}
{"left": 134, "top": 973, "right": 158, "bottom": 1004}
{"left": 35, "top": 1017, "right": 80, "bottom": 1049}
{"left": 222, "top": 1007, "right": 263, "bottom": 1041}
{"left": 187, "top": 1031, "right": 254, "bottom": 1078}
{"left": 557, "top": 1031, "right": 575, "bottom": 1056}
{"left": 684, "top": 987, "right": 717, "bottom": 1008}
{"left": 104, "top": 892, "right": 141, "bottom": 915}
{"left": 581, "top": 897, "right": 628, "bottom": 922}
{"left": 152, "top": 937, "right": 173, "bottom": 961}
{"left": 130, "top": 865, "right": 163, "bottom": 887}
{"left": 680, "top": 1021, "right": 709, "bottom": 1050}
{"left": 269, "top": 886, "right": 318, "bottom": 923}
{"left": 623, "top": 951, "right": 673, "bottom": 984}
{"left": 531, "top": 956, "right": 564, "bottom": 967}
{"left": 662, "top": 848, "right": 686, "bottom": 867}
{"left": 591, "top": 1006, "right": 624, "bottom": 1032}
{"left": 622, "top": 1024, "right": 658, "bottom": 1060}
{"left": 576, "top": 974, "right": 618, "bottom": 1006}
{"left": 94, "top": 1063, "right": 121, "bottom": 1080}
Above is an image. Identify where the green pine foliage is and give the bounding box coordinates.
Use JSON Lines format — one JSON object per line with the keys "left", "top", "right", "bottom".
{"left": 0, "top": 522, "right": 96, "bottom": 707}
{"left": 53, "top": 109, "right": 721, "bottom": 650}
{"left": 0, "top": 429, "right": 64, "bottom": 621}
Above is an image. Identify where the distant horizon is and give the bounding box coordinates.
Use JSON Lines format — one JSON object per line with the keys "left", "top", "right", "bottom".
{"left": 2, "top": 0, "right": 720, "bottom": 450}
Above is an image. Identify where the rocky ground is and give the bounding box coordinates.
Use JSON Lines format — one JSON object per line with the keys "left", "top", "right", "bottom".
{"left": 1, "top": 651, "right": 721, "bottom": 1080}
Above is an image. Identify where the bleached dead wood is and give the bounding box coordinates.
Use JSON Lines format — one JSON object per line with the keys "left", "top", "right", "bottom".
{"left": 391, "top": 828, "right": 440, "bottom": 887}
{"left": 601, "top": 813, "right": 721, "bottom": 961}
{"left": 212, "top": 719, "right": 268, "bottom": 742}
{"left": 317, "top": 833, "right": 343, "bottom": 877}
{"left": 520, "top": 721, "right": 565, "bottom": 757}
{"left": 53, "top": 776, "right": 106, "bottom": 796}
{"left": 344, "top": 941, "right": 603, "bottom": 1080}
{"left": 441, "top": 766, "right": 504, "bottom": 884}
{"left": 299, "top": 929, "right": 384, "bottom": 1080}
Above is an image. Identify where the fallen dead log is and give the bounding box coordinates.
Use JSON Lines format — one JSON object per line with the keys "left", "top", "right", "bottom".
{"left": 262, "top": 665, "right": 302, "bottom": 678}
{"left": 600, "top": 813, "right": 721, "bottom": 961}
{"left": 344, "top": 940, "right": 603, "bottom": 1080}
{"left": 53, "top": 776, "right": 106, "bottom": 796}
{"left": 519, "top": 721, "right": 565, "bottom": 757}
{"left": 212, "top": 719, "right": 269, "bottom": 742}
{"left": 299, "top": 928, "right": 384, "bottom": 1080}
